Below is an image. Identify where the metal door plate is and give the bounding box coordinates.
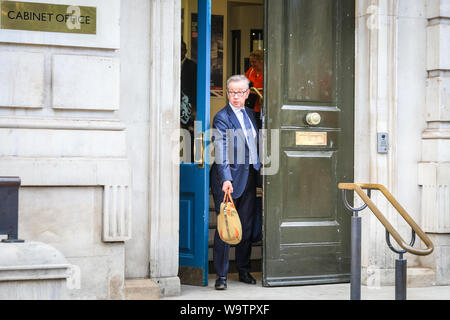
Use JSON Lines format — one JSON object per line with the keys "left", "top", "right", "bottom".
{"left": 296, "top": 132, "right": 327, "bottom": 146}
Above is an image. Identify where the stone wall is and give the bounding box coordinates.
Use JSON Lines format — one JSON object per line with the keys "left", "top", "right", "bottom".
{"left": 355, "top": 0, "right": 432, "bottom": 285}
{"left": 419, "top": 0, "right": 450, "bottom": 285}
{"left": 0, "top": 0, "right": 130, "bottom": 299}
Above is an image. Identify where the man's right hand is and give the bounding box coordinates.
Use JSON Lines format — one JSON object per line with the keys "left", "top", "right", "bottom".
{"left": 222, "top": 181, "right": 233, "bottom": 194}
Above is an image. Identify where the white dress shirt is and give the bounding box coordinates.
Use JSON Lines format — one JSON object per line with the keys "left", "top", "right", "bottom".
{"left": 229, "top": 103, "right": 259, "bottom": 166}
{"left": 229, "top": 103, "right": 257, "bottom": 141}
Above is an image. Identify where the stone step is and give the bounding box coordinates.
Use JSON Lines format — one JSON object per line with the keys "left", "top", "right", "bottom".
{"left": 125, "top": 279, "right": 160, "bottom": 300}
{"left": 407, "top": 267, "right": 436, "bottom": 287}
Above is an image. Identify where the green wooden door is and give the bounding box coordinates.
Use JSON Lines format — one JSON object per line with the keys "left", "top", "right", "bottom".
{"left": 263, "top": 0, "right": 355, "bottom": 286}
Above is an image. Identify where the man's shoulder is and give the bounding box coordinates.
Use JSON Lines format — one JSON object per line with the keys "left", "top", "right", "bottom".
{"left": 213, "top": 105, "right": 231, "bottom": 124}
{"left": 216, "top": 104, "right": 231, "bottom": 117}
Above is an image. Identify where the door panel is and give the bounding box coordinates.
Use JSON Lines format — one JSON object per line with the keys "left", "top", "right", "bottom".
{"left": 179, "top": 192, "right": 195, "bottom": 254}
{"left": 263, "top": 0, "right": 355, "bottom": 286}
{"left": 179, "top": 0, "right": 211, "bottom": 286}
{"left": 282, "top": 151, "right": 338, "bottom": 220}
{"left": 285, "top": 0, "right": 335, "bottom": 103}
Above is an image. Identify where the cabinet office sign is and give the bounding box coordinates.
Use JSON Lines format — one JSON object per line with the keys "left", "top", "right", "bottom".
{"left": 1, "top": 1, "right": 96, "bottom": 34}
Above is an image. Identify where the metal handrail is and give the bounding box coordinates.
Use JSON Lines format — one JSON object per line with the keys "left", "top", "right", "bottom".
{"left": 338, "top": 183, "right": 434, "bottom": 256}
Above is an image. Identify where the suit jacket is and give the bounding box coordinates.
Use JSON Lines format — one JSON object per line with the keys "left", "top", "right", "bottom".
{"left": 180, "top": 58, "right": 197, "bottom": 132}
{"left": 210, "top": 104, "right": 259, "bottom": 200}
{"left": 181, "top": 58, "right": 197, "bottom": 108}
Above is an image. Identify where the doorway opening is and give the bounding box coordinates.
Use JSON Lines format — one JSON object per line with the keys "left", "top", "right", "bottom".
{"left": 178, "top": 0, "right": 355, "bottom": 287}
{"left": 179, "top": 0, "right": 265, "bottom": 285}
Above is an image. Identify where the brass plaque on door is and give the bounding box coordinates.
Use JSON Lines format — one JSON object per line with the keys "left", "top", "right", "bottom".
{"left": 296, "top": 132, "right": 327, "bottom": 146}
{"left": 1, "top": 1, "right": 96, "bottom": 34}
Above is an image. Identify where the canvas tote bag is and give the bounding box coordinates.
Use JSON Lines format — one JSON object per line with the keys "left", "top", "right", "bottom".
{"left": 217, "top": 190, "right": 242, "bottom": 245}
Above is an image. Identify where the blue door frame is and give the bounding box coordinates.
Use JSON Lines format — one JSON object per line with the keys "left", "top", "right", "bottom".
{"left": 179, "top": 0, "right": 211, "bottom": 286}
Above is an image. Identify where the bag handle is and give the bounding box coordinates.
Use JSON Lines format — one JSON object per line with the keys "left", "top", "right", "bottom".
{"left": 222, "top": 189, "right": 235, "bottom": 207}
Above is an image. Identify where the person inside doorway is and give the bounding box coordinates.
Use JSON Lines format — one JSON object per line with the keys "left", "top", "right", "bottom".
{"left": 245, "top": 50, "right": 263, "bottom": 129}
{"left": 210, "top": 75, "right": 261, "bottom": 290}
{"left": 180, "top": 40, "right": 197, "bottom": 162}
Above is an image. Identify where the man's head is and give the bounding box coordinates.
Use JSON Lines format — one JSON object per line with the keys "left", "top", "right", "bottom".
{"left": 227, "top": 75, "right": 250, "bottom": 109}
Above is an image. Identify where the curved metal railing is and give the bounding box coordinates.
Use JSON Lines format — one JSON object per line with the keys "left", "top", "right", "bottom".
{"left": 338, "top": 182, "right": 434, "bottom": 300}
{"left": 338, "top": 183, "right": 433, "bottom": 256}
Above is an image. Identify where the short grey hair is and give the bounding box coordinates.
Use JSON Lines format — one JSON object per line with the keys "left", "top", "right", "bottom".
{"left": 226, "top": 74, "right": 249, "bottom": 90}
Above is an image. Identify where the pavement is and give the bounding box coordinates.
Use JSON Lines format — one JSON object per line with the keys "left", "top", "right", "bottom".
{"left": 161, "top": 272, "right": 450, "bottom": 300}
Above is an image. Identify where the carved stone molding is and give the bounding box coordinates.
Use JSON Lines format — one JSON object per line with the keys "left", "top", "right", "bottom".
{"left": 103, "top": 185, "right": 132, "bottom": 242}
{"left": 418, "top": 163, "right": 450, "bottom": 233}
{"left": 0, "top": 117, "right": 126, "bottom": 131}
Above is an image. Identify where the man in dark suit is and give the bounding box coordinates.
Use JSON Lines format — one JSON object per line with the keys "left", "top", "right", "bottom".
{"left": 210, "top": 75, "right": 261, "bottom": 290}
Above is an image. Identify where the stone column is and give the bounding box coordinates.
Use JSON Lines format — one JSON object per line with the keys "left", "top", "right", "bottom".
{"left": 419, "top": 0, "right": 450, "bottom": 285}
{"left": 356, "top": 0, "right": 429, "bottom": 285}
{"left": 148, "top": 0, "right": 181, "bottom": 296}
{"left": 356, "top": 0, "right": 399, "bottom": 285}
